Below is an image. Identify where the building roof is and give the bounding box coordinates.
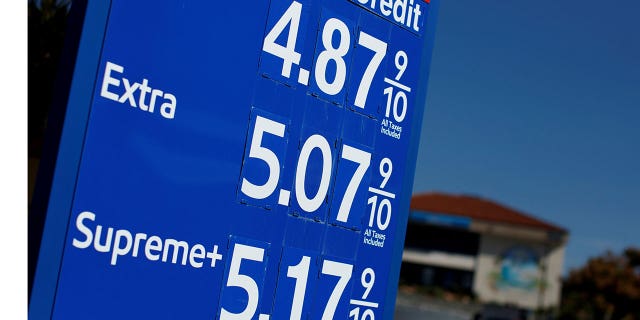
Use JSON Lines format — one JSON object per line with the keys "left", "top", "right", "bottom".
{"left": 410, "top": 192, "right": 567, "bottom": 233}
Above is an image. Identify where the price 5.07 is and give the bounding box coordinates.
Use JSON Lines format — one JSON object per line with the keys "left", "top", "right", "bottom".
{"left": 239, "top": 112, "right": 371, "bottom": 226}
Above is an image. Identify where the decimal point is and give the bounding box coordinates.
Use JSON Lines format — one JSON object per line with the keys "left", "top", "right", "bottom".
{"left": 258, "top": 314, "right": 270, "bottom": 320}
{"left": 298, "top": 68, "right": 310, "bottom": 86}
{"left": 278, "top": 189, "right": 291, "bottom": 206}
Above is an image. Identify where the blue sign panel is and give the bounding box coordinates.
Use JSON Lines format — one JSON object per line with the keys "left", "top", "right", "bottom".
{"left": 30, "top": 0, "right": 439, "bottom": 319}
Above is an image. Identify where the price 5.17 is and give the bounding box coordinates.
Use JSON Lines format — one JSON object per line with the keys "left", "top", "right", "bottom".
{"left": 219, "top": 242, "right": 367, "bottom": 320}
{"left": 262, "top": 0, "right": 388, "bottom": 110}
{"left": 239, "top": 113, "right": 371, "bottom": 226}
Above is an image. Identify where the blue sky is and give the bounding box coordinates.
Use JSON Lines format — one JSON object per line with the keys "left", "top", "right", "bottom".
{"left": 412, "top": 0, "right": 640, "bottom": 274}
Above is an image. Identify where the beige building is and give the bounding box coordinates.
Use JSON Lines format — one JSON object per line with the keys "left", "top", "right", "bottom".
{"left": 401, "top": 192, "right": 568, "bottom": 311}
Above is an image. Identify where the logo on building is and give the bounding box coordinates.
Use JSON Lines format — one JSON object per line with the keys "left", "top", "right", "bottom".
{"left": 488, "top": 246, "right": 546, "bottom": 292}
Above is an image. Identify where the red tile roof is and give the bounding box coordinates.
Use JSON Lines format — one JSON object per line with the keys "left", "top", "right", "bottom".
{"left": 410, "top": 192, "right": 567, "bottom": 233}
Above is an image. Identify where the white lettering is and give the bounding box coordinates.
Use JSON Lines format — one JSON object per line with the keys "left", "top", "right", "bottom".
{"left": 412, "top": 3, "right": 422, "bottom": 31}
{"left": 118, "top": 78, "right": 139, "bottom": 107}
{"left": 132, "top": 233, "right": 147, "bottom": 257}
{"left": 138, "top": 79, "right": 152, "bottom": 111}
{"left": 93, "top": 225, "right": 113, "bottom": 253}
{"left": 100, "top": 62, "right": 122, "bottom": 101}
{"left": 99, "top": 61, "right": 177, "bottom": 119}
{"left": 145, "top": 236, "right": 163, "bottom": 261}
{"left": 162, "top": 239, "right": 189, "bottom": 265}
{"left": 352, "top": 0, "right": 423, "bottom": 32}
{"left": 393, "top": 0, "right": 407, "bottom": 24}
{"left": 72, "top": 211, "right": 95, "bottom": 249}
{"left": 161, "top": 93, "right": 177, "bottom": 119}
{"left": 380, "top": 0, "right": 392, "bottom": 16}
{"left": 148, "top": 89, "right": 163, "bottom": 113}
{"left": 70, "top": 211, "right": 223, "bottom": 269}
{"left": 189, "top": 244, "right": 206, "bottom": 268}
{"left": 111, "top": 229, "right": 132, "bottom": 265}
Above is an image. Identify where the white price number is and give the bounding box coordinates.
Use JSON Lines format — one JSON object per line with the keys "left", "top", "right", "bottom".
{"left": 263, "top": 0, "right": 388, "bottom": 108}
{"left": 295, "top": 134, "right": 333, "bottom": 212}
{"left": 349, "top": 268, "right": 378, "bottom": 320}
{"left": 240, "top": 113, "right": 372, "bottom": 225}
{"left": 240, "top": 116, "right": 286, "bottom": 200}
{"left": 220, "top": 244, "right": 266, "bottom": 320}
{"left": 367, "top": 158, "right": 394, "bottom": 231}
{"left": 335, "top": 145, "right": 371, "bottom": 223}
{"left": 383, "top": 51, "right": 410, "bottom": 123}
{"left": 279, "top": 255, "right": 354, "bottom": 320}
{"left": 263, "top": 1, "right": 302, "bottom": 78}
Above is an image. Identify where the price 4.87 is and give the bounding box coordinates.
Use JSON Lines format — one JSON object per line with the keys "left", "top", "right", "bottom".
{"left": 262, "top": 0, "right": 391, "bottom": 111}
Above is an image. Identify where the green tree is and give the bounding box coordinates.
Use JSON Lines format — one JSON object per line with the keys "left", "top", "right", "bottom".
{"left": 559, "top": 248, "right": 640, "bottom": 320}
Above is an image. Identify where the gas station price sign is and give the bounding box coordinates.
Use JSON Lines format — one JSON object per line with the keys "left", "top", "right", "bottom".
{"left": 30, "top": 0, "right": 439, "bottom": 319}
